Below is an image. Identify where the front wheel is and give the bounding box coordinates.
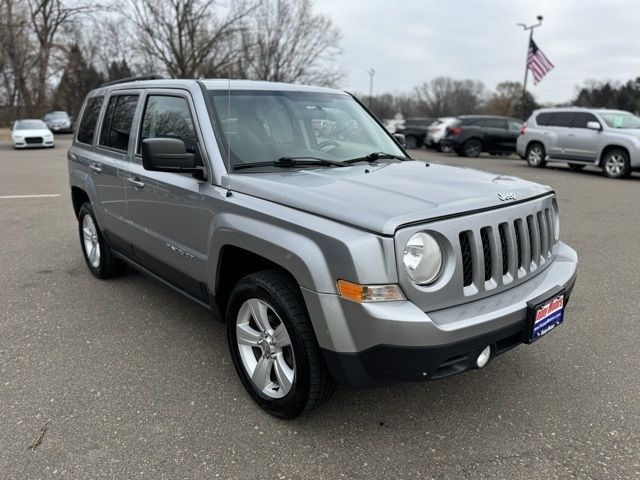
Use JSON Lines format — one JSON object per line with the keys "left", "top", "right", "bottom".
{"left": 226, "top": 270, "right": 335, "bottom": 418}
{"left": 601, "top": 149, "right": 630, "bottom": 178}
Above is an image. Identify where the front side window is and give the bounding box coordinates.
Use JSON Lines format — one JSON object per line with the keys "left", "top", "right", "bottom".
{"left": 484, "top": 118, "right": 508, "bottom": 129}
{"left": 209, "top": 90, "right": 404, "bottom": 168}
{"left": 599, "top": 111, "right": 640, "bottom": 129}
{"left": 77, "top": 96, "right": 104, "bottom": 144}
{"left": 508, "top": 120, "right": 523, "bottom": 131}
{"left": 572, "top": 112, "right": 598, "bottom": 128}
{"left": 99, "top": 94, "right": 139, "bottom": 151}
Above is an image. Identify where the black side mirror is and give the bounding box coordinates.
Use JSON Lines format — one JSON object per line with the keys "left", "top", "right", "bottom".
{"left": 141, "top": 138, "right": 204, "bottom": 176}
{"left": 393, "top": 133, "right": 407, "bottom": 148}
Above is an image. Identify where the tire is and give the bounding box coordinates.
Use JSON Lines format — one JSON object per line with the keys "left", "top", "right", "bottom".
{"left": 462, "top": 138, "right": 482, "bottom": 158}
{"left": 568, "top": 163, "right": 585, "bottom": 172}
{"left": 405, "top": 135, "right": 418, "bottom": 149}
{"left": 226, "top": 270, "right": 335, "bottom": 419}
{"left": 77, "top": 202, "right": 126, "bottom": 279}
{"left": 601, "top": 149, "right": 631, "bottom": 179}
{"left": 526, "top": 142, "right": 546, "bottom": 168}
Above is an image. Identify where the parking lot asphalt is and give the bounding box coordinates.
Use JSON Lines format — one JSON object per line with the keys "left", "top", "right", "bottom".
{"left": 0, "top": 137, "right": 639, "bottom": 479}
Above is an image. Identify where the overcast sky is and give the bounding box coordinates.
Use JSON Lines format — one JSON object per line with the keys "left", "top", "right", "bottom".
{"left": 313, "top": 0, "right": 640, "bottom": 104}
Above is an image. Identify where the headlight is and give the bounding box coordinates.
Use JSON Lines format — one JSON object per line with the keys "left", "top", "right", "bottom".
{"left": 403, "top": 232, "right": 443, "bottom": 285}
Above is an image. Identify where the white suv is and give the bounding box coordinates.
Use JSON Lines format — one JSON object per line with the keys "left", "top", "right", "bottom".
{"left": 517, "top": 107, "right": 640, "bottom": 178}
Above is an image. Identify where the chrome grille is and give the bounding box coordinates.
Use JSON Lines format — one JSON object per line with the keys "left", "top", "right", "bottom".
{"left": 458, "top": 206, "right": 555, "bottom": 296}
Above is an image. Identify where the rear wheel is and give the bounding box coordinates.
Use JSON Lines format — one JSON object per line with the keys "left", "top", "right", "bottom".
{"left": 526, "top": 142, "right": 546, "bottom": 168}
{"left": 462, "top": 138, "right": 482, "bottom": 157}
{"left": 405, "top": 135, "right": 418, "bottom": 149}
{"left": 226, "top": 270, "right": 335, "bottom": 418}
{"left": 78, "top": 202, "right": 126, "bottom": 278}
{"left": 601, "top": 149, "right": 630, "bottom": 178}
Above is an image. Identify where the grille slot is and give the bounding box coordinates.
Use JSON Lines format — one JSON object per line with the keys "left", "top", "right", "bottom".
{"left": 498, "top": 223, "right": 509, "bottom": 275}
{"left": 459, "top": 231, "right": 473, "bottom": 287}
{"left": 25, "top": 137, "right": 43, "bottom": 144}
{"left": 514, "top": 219, "right": 523, "bottom": 268}
{"left": 480, "top": 227, "right": 492, "bottom": 281}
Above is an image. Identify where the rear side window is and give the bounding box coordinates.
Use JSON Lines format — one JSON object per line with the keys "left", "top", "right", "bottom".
{"left": 99, "top": 95, "right": 139, "bottom": 151}
{"left": 535, "top": 112, "right": 553, "bottom": 126}
{"left": 484, "top": 118, "right": 508, "bottom": 129}
{"left": 572, "top": 112, "right": 598, "bottom": 128}
{"left": 550, "top": 112, "right": 574, "bottom": 128}
{"left": 460, "top": 117, "right": 483, "bottom": 126}
{"left": 77, "top": 96, "right": 103, "bottom": 144}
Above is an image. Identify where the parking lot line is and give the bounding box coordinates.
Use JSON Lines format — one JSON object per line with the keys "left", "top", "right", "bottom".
{"left": 0, "top": 194, "right": 61, "bottom": 199}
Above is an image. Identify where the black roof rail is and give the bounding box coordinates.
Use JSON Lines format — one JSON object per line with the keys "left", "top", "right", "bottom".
{"left": 100, "top": 73, "right": 165, "bottom": 87}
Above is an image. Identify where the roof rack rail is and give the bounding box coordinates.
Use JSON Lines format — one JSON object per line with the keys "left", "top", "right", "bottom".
{"left": 100, "top": 73, "right": 165, "bottom": 87}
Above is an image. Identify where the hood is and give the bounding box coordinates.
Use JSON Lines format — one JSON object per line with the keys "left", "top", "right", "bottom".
{"left": 13, "top": 128, "right": 52, "bottom": 137}
{"left": 229, "top": 161, "right": 552, "bottom": 235}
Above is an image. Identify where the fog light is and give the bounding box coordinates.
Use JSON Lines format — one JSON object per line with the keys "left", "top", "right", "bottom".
{"left": 476, "top": 346, "right": 491, "bottom": 368}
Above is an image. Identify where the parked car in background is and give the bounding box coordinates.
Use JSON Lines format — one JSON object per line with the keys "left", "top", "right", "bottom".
{"left": 517, "top": 107, "right": 640, "bottom": 178}
{"left": 425, "top": 117, "right": 458, "bottom": 152}
{"left": 395, "top": 117, "right": 435, "bottom": 149}
{"left": 441, "top": 115, "right": 522, "bottom": 157}
{"left": 43, "top": 111, "right": 73, "bottom": 133}
{"left": 11, "top": 119, "right": 55, "bottom": 149}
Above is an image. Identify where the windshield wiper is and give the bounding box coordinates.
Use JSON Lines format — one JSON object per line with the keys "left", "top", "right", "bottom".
{"left": 342, "top": 152, "right": 411, "bottom": 164}
{"left": 234, "top": 156, "right": 347, "bottom": 171}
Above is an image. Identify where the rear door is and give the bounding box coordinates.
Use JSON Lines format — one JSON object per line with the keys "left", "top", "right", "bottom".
{"left": 125, "top": 90, "right": 210, "bottom": 300}
{"left": 482, "top": 118, "right": 509, "bottom": 151}
{"left": 564, "top": 112, "right": 601, "bottom": 162}
{"left": 545, "top": 111, "right": 574, "bottom": 158}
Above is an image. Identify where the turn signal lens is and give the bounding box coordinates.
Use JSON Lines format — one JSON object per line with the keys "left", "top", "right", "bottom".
{"left": 337, "top": 280, "right": 406, "bottom": 303}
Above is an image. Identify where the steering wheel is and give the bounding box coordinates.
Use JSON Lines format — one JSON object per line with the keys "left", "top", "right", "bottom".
{"left": 316, "top": 139, "right": 341, "bottom": 151}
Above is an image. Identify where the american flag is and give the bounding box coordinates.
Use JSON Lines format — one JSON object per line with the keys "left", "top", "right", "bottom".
{"left": 527, "top": 39, "right": 554, "bottom": 84}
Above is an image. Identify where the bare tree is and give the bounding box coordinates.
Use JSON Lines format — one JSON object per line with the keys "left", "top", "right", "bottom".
{"left": 415, "top": 77, "right": 486, "bottom": 117}
{"left": 485, "top": 81, "right": 537, "bottom": 118}
{"left": 130, "top": 0, "right": 252, "bottom": 78}
{"left": 239, "top": 0, "right": 343, "bottom": 87}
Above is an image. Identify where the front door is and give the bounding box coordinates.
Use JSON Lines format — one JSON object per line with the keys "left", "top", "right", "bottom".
{"left": 564, "top": 112, "right": 601, "bottom": 162}
{"left": 125, "top": 91, "right": 210, "bottom": 300}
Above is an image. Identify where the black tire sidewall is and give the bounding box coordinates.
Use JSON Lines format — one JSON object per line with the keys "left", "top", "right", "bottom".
{"left": 463, "top": 139, "right": 482, "bottom": 157}
{"left": 526, "top": 142, "right": 546, "bottom": 167}
{"left": 226, "top": 275, "right": 313, "bottom": 419}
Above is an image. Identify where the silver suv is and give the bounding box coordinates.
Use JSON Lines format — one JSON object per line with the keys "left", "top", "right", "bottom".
{"left": 517, "top": 107, "right": 640, "bottom": 178}
{"left": 68, "top": 77, "right": 578, "bottom": 418}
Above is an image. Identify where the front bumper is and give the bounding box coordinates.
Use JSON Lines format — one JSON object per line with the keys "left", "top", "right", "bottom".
{"left": 302, "top": 242, "right": 577, "bottom": 388}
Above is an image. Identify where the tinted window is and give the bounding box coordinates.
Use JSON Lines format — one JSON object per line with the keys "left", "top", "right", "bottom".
{"left": 484, "top": 118, "right": 508, "bottom": 129}
{"left": 77, "top": 96, "right": 103, "bottom": 144}
{"left": 459, "top": 117, "right": 483, "bottom": 126}
{"left": 99, "top": 95, "right": 138, "bottom": 151}
{"left": 536, "top": 112, "right": 553, "bottom": 126}
{"left": 571, "top": 112, "right": 598, "bottom": 128}
{"left": 140, "top": 96, "right": 197, "bottom": 149}
{"left": 508, "top": 120, "right": 523, "bottom": 131}
{"left": 550, "top": 112, "right": 574, "bottom": 128}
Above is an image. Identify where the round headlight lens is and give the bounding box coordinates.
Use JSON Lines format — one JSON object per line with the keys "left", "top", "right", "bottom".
{"left": 403, "top": 232, "right": 443, "bottom": 285}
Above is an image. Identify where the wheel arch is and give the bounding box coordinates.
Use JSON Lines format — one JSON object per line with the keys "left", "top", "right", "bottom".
{"left": 599, "top": 144, "right": 629, "bottom": 166}
{"left": 71, "top": 186, "right": 90, "bottom": 218}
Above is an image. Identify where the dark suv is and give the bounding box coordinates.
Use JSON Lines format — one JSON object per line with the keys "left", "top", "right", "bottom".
{"left": 441, "top": 115, "right": 523, "bottom": 157}
{"left": 396, "top": 117, "right": 435, "bottom": 149}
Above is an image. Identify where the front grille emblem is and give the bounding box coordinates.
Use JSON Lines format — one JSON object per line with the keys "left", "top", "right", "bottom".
{"left": 498, "top": 192, "right": 518, "bottom": 202}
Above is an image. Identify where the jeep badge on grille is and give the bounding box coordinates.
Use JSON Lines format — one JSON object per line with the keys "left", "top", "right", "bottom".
{"left": 498, "top": 192, "right": 518, "bottom": 201}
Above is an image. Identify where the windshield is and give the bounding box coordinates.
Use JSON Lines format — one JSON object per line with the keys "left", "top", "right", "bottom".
{"left": 45, "top": 112, "right": 68, "bottom": 120}
{"left": 208, "top": 90, "right": 404, "bottom": 169}
{"left": 15, "top": 120, "right": 47, "bottom": 130}
{"left": 599, "top": 112, "right": 640, "bottom": 129}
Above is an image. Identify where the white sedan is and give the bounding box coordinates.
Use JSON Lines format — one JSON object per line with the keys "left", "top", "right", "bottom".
{"left": 11, "top": 119, "right": 55, "bottom": 149}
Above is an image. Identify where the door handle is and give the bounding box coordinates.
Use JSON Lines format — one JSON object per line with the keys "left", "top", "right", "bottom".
{"left": 127, "top": 177, "right": 145, "bottom": 189}
{"left": 89, "top": 163, "right": 102, "bottom": 174}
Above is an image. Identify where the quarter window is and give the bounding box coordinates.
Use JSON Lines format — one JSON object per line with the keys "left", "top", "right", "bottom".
{"left": 99, "top": 95, "right": 139, "bottom": 151}
{"left": 77, "top": 96, "right": 104, "bottom": 144}
{"left": 536, "top": 112, "right": 553, "bottom": 126}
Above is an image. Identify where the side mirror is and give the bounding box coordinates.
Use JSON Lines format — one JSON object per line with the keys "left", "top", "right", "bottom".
{"left": 586, "top": 121, "right": 602, "bottom": 131}
{"left": 142, "top": 138, "right": 202, "bottom": 175}
{"left": 393, "top": 133, "right": 407, "bottom": 148}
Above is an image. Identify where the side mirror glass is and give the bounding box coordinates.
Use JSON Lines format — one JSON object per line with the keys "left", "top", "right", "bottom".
{"left": 142, "top": 138, "right": 202, "bottom": 174}
{"left": 393, "top": 133, "right": 407, "bottom": 148}
{"left": 586, "top": 121, "right": 602, "bottom": 131}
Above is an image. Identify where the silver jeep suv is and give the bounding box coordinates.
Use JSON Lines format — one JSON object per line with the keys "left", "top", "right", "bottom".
{"left": 517, "top": 107, "right": 640, "bottom": 178}
{"left": 68, "top": 77, "right": 578, "bottom": 418}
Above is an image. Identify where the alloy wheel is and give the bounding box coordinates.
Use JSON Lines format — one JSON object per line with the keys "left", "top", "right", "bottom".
{"left": 605, "top": 153, "right": 626, "bottom": 177}
{"left": 235, "top": 298, "right": 295, "bottom": 399}
{"left": 528, "top": 146, "right": 543, "bottom": 165}
{"left": 82, "top": 214, "right": 101, "bottom": 268}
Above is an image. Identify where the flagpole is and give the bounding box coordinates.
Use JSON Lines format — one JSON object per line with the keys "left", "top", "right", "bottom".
{"left": 517, "top": 15, "right": 544, "bottom": 119}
